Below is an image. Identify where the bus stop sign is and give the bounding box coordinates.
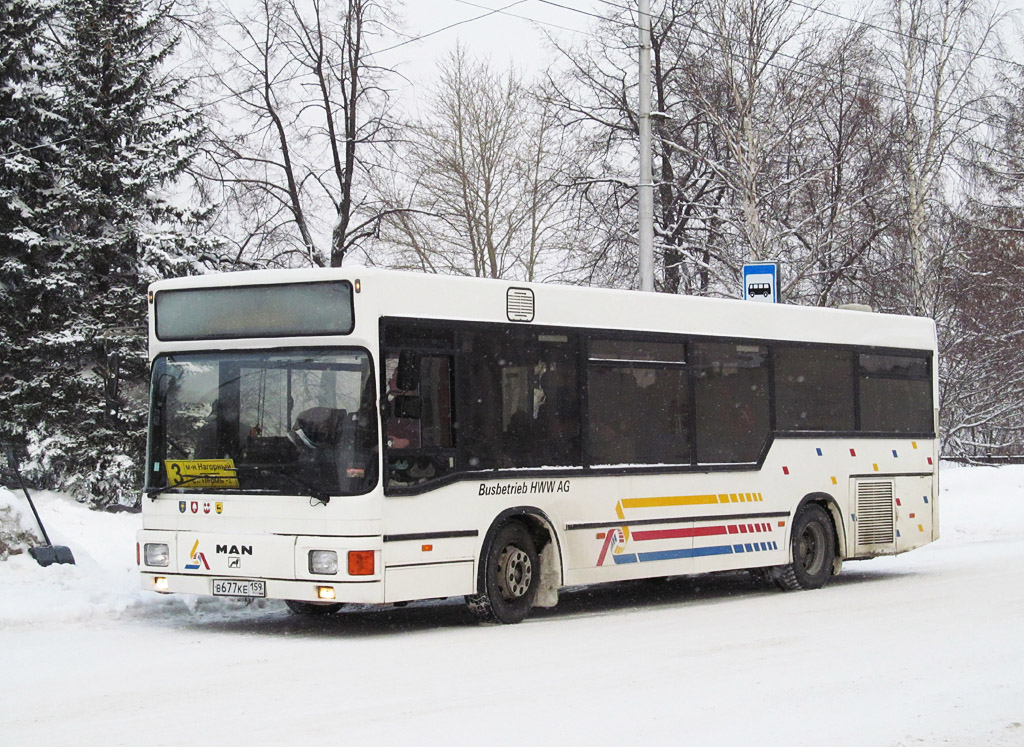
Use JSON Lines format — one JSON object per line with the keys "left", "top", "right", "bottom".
{"left": 743, "top": 262, "right": 780, "bottom": 303}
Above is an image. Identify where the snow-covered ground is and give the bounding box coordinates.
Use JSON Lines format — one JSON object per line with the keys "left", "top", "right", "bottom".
{"left": 1, "top": 464, "right": 1023, "bottom": 746}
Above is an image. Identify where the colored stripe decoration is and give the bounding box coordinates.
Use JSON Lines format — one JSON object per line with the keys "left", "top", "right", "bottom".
{"left": 596, "top": 493, "right": 775, "bottom": 567}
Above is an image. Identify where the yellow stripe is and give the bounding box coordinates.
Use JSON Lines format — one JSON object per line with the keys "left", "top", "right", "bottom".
{"left": 621, "top": 495, "right": 721, "bottom": 510}
{"left": 189, "top": 539, "right": 199, "bottom": 559}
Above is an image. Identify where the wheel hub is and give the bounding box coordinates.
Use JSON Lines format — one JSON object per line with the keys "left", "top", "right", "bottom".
{"left": 497, "top": 544, "right": 533, "bottom": 601}
{"left": 798, "top": 523, "right": 825, "bottom": 575}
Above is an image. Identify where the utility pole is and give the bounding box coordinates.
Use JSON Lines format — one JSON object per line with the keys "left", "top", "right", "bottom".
{"left": 638, "top": 0, "right": 655, "bottom": 292}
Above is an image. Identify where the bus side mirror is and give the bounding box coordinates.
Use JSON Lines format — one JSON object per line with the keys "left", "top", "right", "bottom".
{"left": 397, "top": 350, "right": 420, "bottom": 391}
{"left": 104, "top": 351, "right": 121, "bottom": 410}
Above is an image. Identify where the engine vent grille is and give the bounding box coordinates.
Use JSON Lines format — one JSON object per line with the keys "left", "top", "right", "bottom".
{"left": 856, "top": 480, "right": 895, "bottom": 548}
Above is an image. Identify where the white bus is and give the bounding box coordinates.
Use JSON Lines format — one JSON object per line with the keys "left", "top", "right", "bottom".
{"left": 137, "top": 268, "right": 939, "bottom": 623}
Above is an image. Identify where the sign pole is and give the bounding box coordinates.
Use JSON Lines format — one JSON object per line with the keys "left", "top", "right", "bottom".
{"left": 638, "top": 0, "right": 654, "bottom": 292}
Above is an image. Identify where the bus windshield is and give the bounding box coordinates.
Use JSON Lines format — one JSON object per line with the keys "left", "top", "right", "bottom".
{"left": 147, "top": 348, "right": 378, "bottom": 497}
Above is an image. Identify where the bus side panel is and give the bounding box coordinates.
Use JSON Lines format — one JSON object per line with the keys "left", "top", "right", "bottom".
{"left": 384, "top": 561, "right": 475, "bottom": 603}
{"left": 895, "top": 475, "right": 935, "bottom": 553}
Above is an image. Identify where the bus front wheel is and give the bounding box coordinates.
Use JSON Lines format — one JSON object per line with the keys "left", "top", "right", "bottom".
{"left": 772, "top": 504, "right": 836, "bottom": 591}
{"left": 466, "top": 521, "right": 539, "bottom": 624}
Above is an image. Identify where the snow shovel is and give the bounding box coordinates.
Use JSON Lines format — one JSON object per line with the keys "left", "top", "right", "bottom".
{"left": 1, "top": 444, "right": 75, "bottom": 567}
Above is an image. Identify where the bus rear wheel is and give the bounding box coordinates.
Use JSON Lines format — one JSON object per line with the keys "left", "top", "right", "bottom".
{"left": 285, "top": 600, "right": 343, "bottom": 615}
{"left": 772, "top": 504, "right": 836, "bottom": 591}
{"left": 466, "top": 521, "right": 539, "bottom": 624}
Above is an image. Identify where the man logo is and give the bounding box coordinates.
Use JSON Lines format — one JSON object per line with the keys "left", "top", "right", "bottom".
{"left": 216, "top": 544, "right": 253, "bottom": 556}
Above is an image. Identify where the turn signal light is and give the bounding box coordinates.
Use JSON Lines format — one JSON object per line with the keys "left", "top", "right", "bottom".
{"left": 348, "top": 550, "right": 374, "bottom": 576}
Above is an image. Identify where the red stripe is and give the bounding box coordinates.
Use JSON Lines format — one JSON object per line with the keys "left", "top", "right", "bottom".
{"left": 596, "top": 530, "right": 616, "bottom": 566}
{"left": 632, "top": 526, "right": 727, "bottom": 542}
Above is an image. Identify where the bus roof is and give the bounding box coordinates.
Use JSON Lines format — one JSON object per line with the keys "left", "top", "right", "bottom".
{"left": 148, "top": 267, "right": 936, "bottom": 352}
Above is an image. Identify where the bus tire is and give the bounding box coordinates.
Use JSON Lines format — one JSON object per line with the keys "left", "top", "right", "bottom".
{"left": 285, "top": 600, "right": 343, "bottom": 615}
{"left": 466, "top": 521, "right": 539, "bottom": 624}
{"left": 772, "top": 504, "right": 835, "bottom": 591}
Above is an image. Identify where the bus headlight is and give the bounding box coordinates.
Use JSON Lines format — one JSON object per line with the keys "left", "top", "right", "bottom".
{"left": 144, "top": 543, "right": 170, "bottom": 567}
{"left": 309, "top": 550, "right": 339, "bottom": 575}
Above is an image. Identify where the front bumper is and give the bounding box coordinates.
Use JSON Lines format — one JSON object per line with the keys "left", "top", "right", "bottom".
{"left": 137, "top": 529, "right": 384, "bottom": 604}
{"left": 138, "top": 571, "right": 384, "bottom": 604}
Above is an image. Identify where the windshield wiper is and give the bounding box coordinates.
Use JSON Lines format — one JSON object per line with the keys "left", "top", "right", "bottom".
{"left": 145, "top": 465, "right": 332, "bottom": 505}
{"left": 144, "top": 473, "right": 225, "bottom": 500}
{"left": 232, "top": 464, "right": 331, "bottom": 505}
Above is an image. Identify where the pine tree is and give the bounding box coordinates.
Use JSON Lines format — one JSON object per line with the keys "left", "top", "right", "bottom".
{"left": 18, "top": 0, "right": 218, "bottom": 506}
{"left": 0, "top": 0, "right": 62, "bottom": 452}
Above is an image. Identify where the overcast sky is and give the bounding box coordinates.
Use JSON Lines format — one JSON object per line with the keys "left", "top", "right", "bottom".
{"left": 378, "top": 0, "right": 606, "bottom": 109}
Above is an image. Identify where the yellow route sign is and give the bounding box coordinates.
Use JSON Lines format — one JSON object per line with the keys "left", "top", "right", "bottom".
{"left": 165, "top": 459, "right": 239, "bottom": 489}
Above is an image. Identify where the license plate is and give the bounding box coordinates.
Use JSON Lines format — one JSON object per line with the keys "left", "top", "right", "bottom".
{"left": 212, "top": 578, "right": 266, "bottom": 598}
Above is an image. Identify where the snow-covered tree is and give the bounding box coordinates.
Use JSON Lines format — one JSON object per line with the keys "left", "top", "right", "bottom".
{"left": 15, "top": 0, "right": 218, "bottom": 506}
{"left": 0, "top": 0, "right": 62, "bottom": 452}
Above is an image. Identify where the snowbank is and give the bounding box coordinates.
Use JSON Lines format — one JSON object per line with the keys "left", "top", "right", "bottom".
{"left": 1, "top": 464, "right": 1023, "bottom": 746}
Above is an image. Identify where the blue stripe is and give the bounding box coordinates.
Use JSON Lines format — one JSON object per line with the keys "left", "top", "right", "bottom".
{"left": 612, "top": 553, "right": 638, "bottom": 564}
{"left": 630, "top": 545, "right": 736, "bottom": 563}
{"left": 689, "top": 545, "right": 735, "bottom": 558}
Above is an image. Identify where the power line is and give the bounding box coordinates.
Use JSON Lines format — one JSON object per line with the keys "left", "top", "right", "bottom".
{"left": 788, "top": 0, "right": 1024, "bottom": 73}
{"left": 454, "top": 0, "right": 591, "bottom": 37}
{"left": 371, "top": 0, "right": 531, "bottom": 56}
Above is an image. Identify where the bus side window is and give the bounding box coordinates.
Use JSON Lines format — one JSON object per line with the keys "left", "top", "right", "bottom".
{"left": 385, "top": 352, "right": 454, "bottom": 485}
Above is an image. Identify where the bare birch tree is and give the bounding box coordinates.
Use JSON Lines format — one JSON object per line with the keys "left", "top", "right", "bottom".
{"left": 682, "top": 0, "right": 827, "bottom": 280}
{"left": 195, "top": 0, "right": 398, "bottom": 268}
{"left": 879, "top": 0, "right": 1004, "bottom": 316}
{"left": 546, "top": 0, "right": 732, "bottom": 294}
{"left": 380, "top": 48, "right": 587, "bottom": 281}
{"left": 776, "top": 23, "right": 903, "bottom": 307}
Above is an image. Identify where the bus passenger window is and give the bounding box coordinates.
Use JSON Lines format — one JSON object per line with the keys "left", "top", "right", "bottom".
{"left": 586, "top": 339, "right": 690, "bottom": 467}
{"left": 459, "top": 328, "right": 581, "bottom": 471}
{"left": 858, "top": 354, "right": 933, "bottom": 434}
{"left": 774, "top": 347, "right": 855, "bottom": 432}
{"left": 692, "top": 342, "right": 770, "bottom": 464}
